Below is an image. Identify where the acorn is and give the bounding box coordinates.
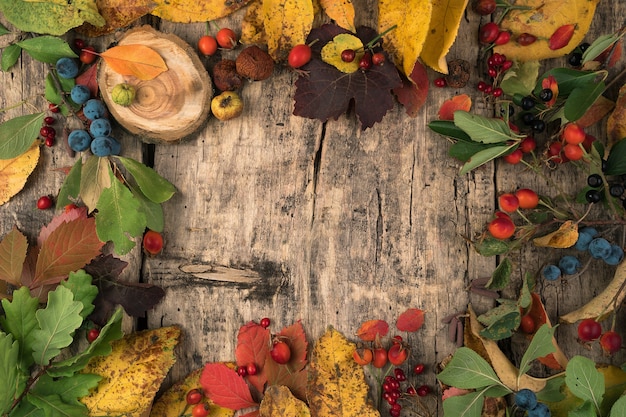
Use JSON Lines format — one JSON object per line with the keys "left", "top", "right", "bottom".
{"left": 236, "top": 45, "right": 274, "bottom": 81}
{"left": 212, "top": 59, "right": 243, "bottom": 91}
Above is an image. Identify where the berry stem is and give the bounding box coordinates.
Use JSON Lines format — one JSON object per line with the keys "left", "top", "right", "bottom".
{"left": 365, "top": 25, "right": 397, "bottom": 50}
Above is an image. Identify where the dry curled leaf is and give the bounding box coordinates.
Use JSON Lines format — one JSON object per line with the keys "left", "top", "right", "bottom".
{"left": 100, "top": 44, "right": 168, "bottom": 80}
{"left": 533, "top": 221, "right": 578, "bottom": 248}
{"left": 438, "top": 94, "right": 472, "bottom": 121}
{"left": 0, "top": 144, "right": 39, "bottom": 206}
{"left": 77, "top": 0, "right": 155, "bottom": 36}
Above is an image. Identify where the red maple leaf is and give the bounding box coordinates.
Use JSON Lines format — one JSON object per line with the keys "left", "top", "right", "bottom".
{"left": 199, "top": 362, "right": 259, "bottom": 411}
{"left": 396, "top": 308, "right": 425, "bottom": 332}
{"left": 235, "top": 322, "right": 270, "bottom": 394}
{"left": 293, "top": 24, "right": 402, "bottom": 130}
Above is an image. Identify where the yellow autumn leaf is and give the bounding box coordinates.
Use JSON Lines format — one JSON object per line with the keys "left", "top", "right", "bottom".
{"left": 606, "top": 84, "right": 626, "bottom": 147}
{"left": 318, "top": 0, "right": 355, "bottom": 32}
{"left": 260, "top": 385, "right": 310, "bottom": 417}
{"left": 378, "top": 0, "right": 433, "bottom": 78}
{"left": 100, "top": 44, "right": 168, "bottom": 81}
{"left": 533, "top": 221, "right": 578, "bottom": 248}
{"left": 420, "top": 0, "right": 469, "bottom": 74}
{"left": 494, "top": 0, "right": 600, "bottom": 61}
{"left": 81, "top": 326, "right": 181, "bottom": 417}
{"left": 560, "top": 260, "right": 626, "bottom": 323}
{"left": 241, "top": 1, "right": 266, "bottom": 45}
{"left": 151, "top": 0, "right": 254, "bottom": 22}
{"left": 263, "top": 0, "right": 314, "bottom": 61}
{"left": 0, "top": 144, "right": 39, "bottom": 206}
{"left": 150, "top": 368, "right": 234, "bottom": 417}
{"left": 307, "top": 327, "right": 380, "bottom": 417}
{"left": 321, "top": 34, "right": 364, "bottom": 73}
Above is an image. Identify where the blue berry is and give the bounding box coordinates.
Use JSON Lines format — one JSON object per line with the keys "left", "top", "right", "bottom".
{"left": 588, "top": 238, "right": 612, "bottom": 260}
{"left": 89, "top": 118, "right": 112, "bottom": 137}
{"left": 70, "top": 85, "right": 91, "bottom": 105}
{"left": 558, "top": 255, "right": 581, "bottom": 275}
{"left": 515, "top": 389, "right": 538, "bottom": 410}
{"left": 91, "top": 136, "right": 121, "bottom": 157}
{"left": 574, "top": 232, "right": 593, "bottom": 251}
{"left": 579, "top": 227, "right": 599, "bottom": 237}
{"left": 541, "top": 264, "right": 561, "bottom": 281}
{"left": 528, "top": 402, "right": 551, "bottom": 417}
{"left": 83, "top": 99, "right": 107, "bottom": 120}
{"left": 604, "top": 245, "right": 624, "bottom": 266}
{"left": 55, "top": 57, "right": 79, "bottom": 79}
{"left": 68, "top": 129, "right": 92, "bottom": 152}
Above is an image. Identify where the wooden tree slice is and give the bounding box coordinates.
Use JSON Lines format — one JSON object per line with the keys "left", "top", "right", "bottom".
{"left": 98, "top": 26, "right": 212, "bottom": 144}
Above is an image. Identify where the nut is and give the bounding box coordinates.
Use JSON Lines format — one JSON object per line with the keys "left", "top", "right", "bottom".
{"left": 444, "top": 59, "right": 470, "bottom": 88}
{"left": 213, "top": 59, "right": 243, "bottom": 91}
{"left": 236, "top": 45, "right": 274, "bottom": 81}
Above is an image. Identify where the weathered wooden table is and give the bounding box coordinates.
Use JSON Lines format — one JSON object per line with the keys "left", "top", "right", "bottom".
{"left": 1, "top": 2, "right": 625, "bottom": 414}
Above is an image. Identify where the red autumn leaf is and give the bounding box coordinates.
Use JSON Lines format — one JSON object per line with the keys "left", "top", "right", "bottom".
{"left": 37, "top": 206, "right": 89, "bottom": 246}
{"left": 438, "top": 94, "right": 472, "bottom": 121}
{"left": 396, "top": 308, "right": 425, "bottom": 332}
{"left": 393, "top": 60, "right": 429, "bottom": 117}
{"left": 549, "top": 24, "right": 576, "bottom": 51}
{"left": 32, "top": 216, "right": 105, "bottom": 287}
{"left": 199, "top": 362, "right": 259, "bottom": 411}
{"left": 0, "top": 226, "right": 27, "bottom": 286}
{"left": 356, "top": 319, "right": 389, "bottom": 341}
{"left": 76, "top": 64, "right": 99, "bottom": 98}
{"left": 275, "top": 320, "right": 308, "bottom": 370}
{"left": 264, "top": 321, "right": 309, "bottom": 400}
{"left": 241, "top": 411, "right": 261, "bottom": 417}
{"left": 100, "top": 44, "right": 168, "bottom": 80}
{"left": 293, "top": 24, "right": 402, "bottom": 130}
{"left": 235, "top": 321, "right": 270, "bottom": 394}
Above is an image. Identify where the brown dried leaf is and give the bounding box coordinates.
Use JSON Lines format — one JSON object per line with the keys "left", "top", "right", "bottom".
{"left": 533, "top": 221, "right": 578, "bottom": 248}
{"left": 356, "top": 319, "right": 389, "bottom": 341}
{"left": 0, "top": 226, "right": 27, "bottom": 286}
{"left": 607, "top": 83, "right": 626, "bottom": 147}
{"left": 0, "top": 144, "right": 39, "bottom": 206}
{"left": 151, "top": 0, "right": 254, "bottom": 22}
{"left": 577, "top": 95, "right": 614, "bottom": 128}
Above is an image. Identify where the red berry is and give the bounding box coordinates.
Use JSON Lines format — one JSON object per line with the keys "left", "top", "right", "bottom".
{"left": 80, "top": 46, "right": 97, "bottom": 64}
{"left": 260, "top": 317, "right": 271, "bottom": 328}
{"left": 492, "top": 53, "right": 505, "bottom": 65}
{"left": 270, "top": 340, "right": 292, "bottom": 364}
{"left": 40, "top": 126, "right": 52, "bottom": 137}
{"left": 515, "top": 188, "right": 539, "bottom": 209}
{"left": 246, "top": 363, "right": 258, "bottom": 376}
{"left": 413, "top": 363, "right": 425, "bottom": 374}
{"left": 191, "top": 403, "right": 209, "bottom": 417}
{"left": 37, "top": 195, "right": 53, "bottom": 210}
{"left": 502, "top": 60, "right": 513, "bottom": 71}
{"left": 392, "top": 335, "right": 403, "bottom": 344}
{"left": 488, "top": 217, "right": 515, "bottom": 240}
{"left": 48, "top": 103, "right": 60, "bottom": 113}
{"left": 198, "top": 35, "right": 218, "bottom": 56}
{"left": 477, "top": 81, "right": 488, "bottom": 91}
{"left": 503, "top": 149, "right": 523, "bottom": 164}
{"left": 479, "top": 22, "right": 500, "bottom": 43}
{"left": 484, "top": 85, "right": 493, "bottom": 94}
{"left": 563, "top": 143, "right": 584, "bottom": 161}
{"left": 358, "top": 52, "right": 372, "bottom": 70}
{"left": 237, "top": 366, "right": 248, "bottom": 377}
{"left": 548, "top": 141, "right": 567, "bottom": 164}
{"left": 390, "top": 408, "right": 401, "bottom": 417}
{"left": 494, "top": 31, "right": 511, "bottom": 46}
{"left": 47, "top": 127, "right": 56, "bottom": 138}
{"left": 353, "top": 348, "right": 373, "bottom": 366}
{"left": 186, "top": 389, "right": 203, "bottom": 405}
{"left": 74, "top": 38, "right": 86, "bottom": 50}
{"left": 492, "top": 87, "right": 503, "bottom": 97}
{"left": 216, "top": 28, "right": 238, "bottom": 49}
{"left": 143, "top": 230, "right": 164, "bottom": 255}
{"left": 288, "top": 44, "right": 312, "bottom": 68}
{"left": 387, "top": 343, "right": 408, "bottom": 366}
{"left": 519, "top": 136, "right": 536, "bottom": 153}
{"left": 487, "top": 67, "right": 498, "bottom": 78}
{"left": 341, "top": 49, "right": 356, "bottom": 62}
{"left": 87, "top": 328, "right": 100, "bottom": 343}
{"left": 600, "top": 331, "right": 622, "bottom": 354}
{"left": 406, "top": 386, "right": 417, "bottom": 395}
{"left": 517, "top": 33, "right": 537, "bottom": 46}
{"left": 44, "top": 136, "right": 55, "bottom": 147}
{"left": 562, "top": 123, "right": 586, "bottom": 145}
{"left": 372, "top": 347, "right": 388, "bottom": 368}
{"left": 434, "top": 77, "right": 447, "bottom": 87}
{"left": 394, "top": 368, "right": 406, "bottom": 381}
{"left": 44, "top": 116, "right": 55, "bottom": 125}
{"left": 372, "top": 52, "right": 385, "bottom": 65}
{"left": 582, "top": 134, "right": 596, "bottom": 151}
{"left": 577, "top": 318, "right": 602, "bottom": 341}
{"left": 473, "top": 0, "right": 496, "bottom": 15}
{"left": 520, "top": 315, "right": 535, "bottom": 334}
{"left": 417, "top": 385, "right": 431, "bottom": 397}
{"left": 498, "top": 193, "right": 519, "bottom": 213}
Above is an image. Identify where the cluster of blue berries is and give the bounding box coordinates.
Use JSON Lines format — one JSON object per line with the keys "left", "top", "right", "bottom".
{"left": 515, "top": 389, "right": 550, "bottom": 417}
{"left": 542, "top": 227, "right": 624, "bottom": 281}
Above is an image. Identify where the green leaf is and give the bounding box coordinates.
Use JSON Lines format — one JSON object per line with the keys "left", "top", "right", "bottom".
{"left": 517, "top": 272, "right": 533, "bottom": 310}
{"left": 605, "top": 139, "right": 626, "bottom": 176}
{"left": 454, "top": 111, "right": 512, "bottom": 144}
{"left": 16, "top": 36, "right": 77, "bottom": 63}
{"left": 564, "top": 81, "right": 606, "bottom": 122}
{"left": 1, "top": 43, "right": 21, "bottom": 71}
{"left": 519, "top": 324, "right": 556, "bottom": 377}
{"left": 537, "top": 375, "right": 566, "bottom": 403}
{"left": 55, "top": 158, "right": 82, "bottom": 210}
{"left": 130, "top": 184, "right": 164, "bottom": 232}
{"left": 0, "top": 113, "right": 44, "bottom": 160}
{"left": 0, "top": 332, "right": 21, "bottom": 414}
{"left": 443, "top": 390, "right": 485, "bottom": 417}
{"left": 565, "top": 355, "right": 605, "bottom": 413}
{"left": 610, "top": 395, "right": 626, "bottom": 417}
{"left": 536, "top": 68, "right": 601, "bottom": 96}
{"left": 0, "top": 23, "right": 8, "bottom": 35}
{"left": 44, "top": 73, "right": 77, "bottom": 115}
{"left": 460, "top": 145, "right": 512, "bottom": 175}
{"left": 501, "top": 60, "right": 540, "bottom": 97}
{"left": 569, "top": 401, "right": 597, "bottom": 417}
{"left": 437, "top": 347, "right": 503, "bottom": 389}
{"left": 116, "top": 156, "right": 176, "bottom": 204}
{"left": 26, "top": 392, "right": 87, "bottom": 417}
{"left": 80, "top": 156, "right": 112, "bottom": 213}
{"left": 473, "top": 236, "right": 511, "bottom": 256}
{"left": 477, "top": 299, "right": 518, "bottom": 327}
{"left": 32, "top": 373, "right": 100, "bottom": 406}
{"left": 47, "top": 307, "right": 124, "bottom": 377}
{"left": 60, "top": 270, "right": 97, "bottom": 319}
{"left": 0, "top": 287, "right": 39, "bottom": 371}
{"left": 95, "top": 176, "right": 147, "bottom": 255}
{"left": 583, "top": 33, "right": 625, "bottom": 63}
{"left": 487, "top": 257, "right": 512, "bottom": 289}
{"left": 479, "top": 311, "right": 520, "bottom": 341}
{"left": 428, "top": 120, "right": 472, "bottom": 142}
{"left": 31, "top": 286, "right": 83, "bottom": 366}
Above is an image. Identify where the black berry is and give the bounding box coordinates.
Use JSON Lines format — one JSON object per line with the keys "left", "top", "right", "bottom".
{"left": 568, "top": 52, "right": 583, "bottom": 67}
{"left": 587, "top": 174, "right": 603, "bottom": 188}
{"left": 521, "top": 112, "right": 535, "bottom": 125}
{"left": 609, "top": 183, "right": 624, "bottom": 197}
{"left": 585, "top": 189, "right": 602, "bottom": 203}
{"left": 521, "top": 96, "right": 536, "bottom": 110}
{"left": 579, "top": 42, "right": 590, "bottom": 52}
{"left": 531, "top": 119, "right": 545, "bottom": 133}
{"left": 539, "top": 88, "right": 553, "bottom": 102}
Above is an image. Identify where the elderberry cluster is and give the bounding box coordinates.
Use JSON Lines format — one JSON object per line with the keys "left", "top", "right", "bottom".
{"left": 586, "top": 173, "right": 626, "bottom": 207}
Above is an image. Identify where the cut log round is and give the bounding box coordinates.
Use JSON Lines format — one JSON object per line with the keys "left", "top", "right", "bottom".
{"left": 98, "top": 26, "right": 212, "bottom": 144}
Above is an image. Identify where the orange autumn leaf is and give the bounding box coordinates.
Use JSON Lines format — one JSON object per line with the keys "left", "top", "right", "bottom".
{"left": 356, "top": 319, "right": 389, "bottom": 341}
{"left": 438, "top": 94, "right": 471, "bottom": 120}
{"left": 0, "top": 144, "right": 40, "bottom": 206}
{"left": 100, "top": 44, "right": 168, "bottom": 80}
{"left": 396, "top": 308, "right": 425, "bottom": 332}
{"left": 576, "top": 95, "right": 614, "bottom": 128}
{"left": 319, "top": 0, "right": 355, "bottom": 32}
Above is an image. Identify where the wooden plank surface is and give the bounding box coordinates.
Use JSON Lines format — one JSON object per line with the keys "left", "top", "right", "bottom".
{"left": 1, "top": 2, "right": 625, "bottom": 415}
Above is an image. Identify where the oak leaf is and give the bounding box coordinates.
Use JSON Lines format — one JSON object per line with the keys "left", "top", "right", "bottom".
{"left": 200, "top": 362, "right": 259, "bottom": 411}
{"left": 319, "top": 0, "right": 355, "bottom": 32}
{"left": 80, "top": 326, "right": 181, "bottom": 417}
{"left": 151, "top": 0, "right": 254, "bottom": 22}
{"left": 307, "top": 327, "right": 380, "bottom": 417}
{"left": 100, "top": 44, "right": 168, "bottom": 81}
{"left": 260, "top": 385, "right": 310, "bottom": 417}
{"left": 0, "top": 144, "right": 39, "bottom": 206}
{"left": 396, "top": 308, "right": 425, "bottom": 332}
{"left": 494, "top": 0, "right": 600, "bottom": 61}
{"left": 356, "top": 319, "right": 389, "bottom": 341}
{"left": 420, "top": 0, "right": 469, "bottom": 74}
{"left": 263, "top": 0, "right": 314, "bottom": 61}
{"left": 235, "top": 322, "right": 270, "bottom": 394}
{"left": 532, "top": 221, "right": 578, "bottom": 248}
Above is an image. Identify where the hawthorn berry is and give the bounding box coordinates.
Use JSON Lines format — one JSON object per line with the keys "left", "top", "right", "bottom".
{"left": 198, "top": 35, "right": 218, "bottom": 56}
{"left": 216, "top": 28, "right": 238, "bottom": 49}
{"left": 288, "top": 44, "right": 312, "bottom": 68}
{"left": 503, "top": 149, "right": 523, "bottom": 165}
{"left": 494, "top": 31, "right": 511, "bottom": 46}
{"left": 562, "top": 123, "right": 586, "bottom": 145}
{"left": 48, "top": 103, "right": 60, "bottom": 113}
{"left": 260, "top": 317, "right": 271, "bottom": 328}
{"left": 358, "top": 52, "right": 372, "bottom": 70}
{"left": 37, "top": 195, "right": 53, "bottom": 210}
{"left": 44, "top": 136, "right": 55, "bottom": 147}
{"left": 372, "top": 347, "right": 388, "bottom": 368}
{"left": 387, "top": 343, "right": 408, "bottom": 366}
{"left": 394, "top": 368, "right": 406, "bottom": 381}
{"left": 473, "top": 0, "right": 496, "bottom": 15}
{"left": 479, "top": 22, "right": 500, "bottom": 44}
{"left": 237, "top": 366, "right": 248, "bottom": 377}
{"left": 515, "top": 188, "right": 539, "bottom": 209}
{"left": 246, "top": 363, "right": 258, "bottom": 376}
{"left": 341, "top": 49, "right": 356, "bottom": 63}
{"left": 434, "top": 77, "right": 447, "bottom": 88}
{"left": 79, "top": 46, "right": 97, "bottom": 65}
{"left": 353, "top": 348, "right": 373, "bottom": 365}
{"left": 563, "top": 143, "right": 584, "bottom": 161}
{"left": 406, "top": 386, "right": 417, "bottom": 395}
{"left": 186, "top": 389, "right": 203, "bottom": 405}
{"left": 87, "top": 328, "right": 100, "bottom": 343}
{"left": 372, "top": 52, "right": 385, "bottom": 65}
{"left": 499, "top": 193, "right": 520, "bottom": 213}
{"left": 191, "top": 403, "right": 210, "bottom": 417}
{"left": 413, "top": 363, "right": 425, "bottom": 374}
{"left": 44, "top": 116, "right": 55, "bottom": 125}
{"left": 488, "top": 217, "right": 515, "bottom": 240}
{"left": 143, "top": 230, "right": 164, "bottom": 255}
{"left": 492, "top": 87, "right": 503, "bottom": 97}
{"left": 577, "top": 318, "right": 602, "bottom": 341}
{"left": 520, "top": 315, "right": 535, "bottom": 334}
{"left": 416, "top": 385, "right": 431, "bottom": 397}
{"left": 517, "top": 33, "right": 537, "bottom": 46}
{"left": 600, "top": 331, "right": 622, "bottom": 354}
{"left": 270, "top": 340, "right": 291, "bottom": 364}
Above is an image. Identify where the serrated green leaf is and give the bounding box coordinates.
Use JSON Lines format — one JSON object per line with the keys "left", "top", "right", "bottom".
{"left": 60, "top": 270, "right": 97, "bottom": 319}
{"left": 487, "top": 257, "right": 512, "bottom": 290}
{"left": 479, "top": 311, "right": 520, "bottom": 341}
{"left": 31, "top": 286, "right": 83, "bottom": 366}
{"left": 80, "top": 156, "right": 112, "bottom": 213}
{"left": 566, "top": 356, "right": 605, "bottom": 414}
{"left": 0, "top": 332, "right": 21, "bottom": 415}
{"left": 17, "top": 36, "right": 77, "bottom": 63}
{"left": 519, "top": 324, "right": 556, "bottom": 377}
{"left": 130, "top": 184, "right": 164, "bottom": 232}
{"left": 48, "top": 307, "right": 124, "bottom": 377}
{"left": 8, "top": 397, "right": 38, "bottom": 416}
{"left": 460, "top": 145, "right": 512, "bottom": 175}
{"left": 437, "top": 347, "right": 504, "bottom": 389}
{"left": 55, "top": 157, "right": 82, "bottom": 210}
{"left": 0, "top": 287, "right": 39, "bottom": 370}
{"left": 32, "top": 373, "right": 100, "bottom": 407}
{"left": 95, "top": 176, "right": 146, "bottom": 255}
{"left": 454, "top": 111, "right": 513, "bottom": 144}
{"left": 0, "top": 113, "right": 44, "bottom": 160}
{"left": 116, "top": 157, "right": 176, "bottom": 204}
{"left": 501, "top": 60, "right": 540, "bottom": 97}
{"left": 564, "top": 81, "right": 606, "bottom": 122}
{"left": 26, "top": 392, "right": 86, "bottom": 417}
{"left": 1, "top": 43, "right": 21, "bottom": 71}
{"left": 610, "top": 395, "right": 626, "bottom": 417}
{"left": 605, "top": 139, "right": 626, "bottom": 176}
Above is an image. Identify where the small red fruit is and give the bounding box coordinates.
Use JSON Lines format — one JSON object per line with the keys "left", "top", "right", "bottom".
{"left": 394, "top": 368, "right": 406, "bottom": 381}
{"left": 416, "top": 385, "right": 431, "bottom": 397}
{"left": 260, "top": 317, "right": 271, "bottom": 328}
{"left": 473, "top": 0, "right": 496, "bottom": 15}
{"left": 80, "top": 46, "right": 97, "bottom": 64}
{"left": 563, "top": 143, "right": 584, "bottom": 161}
{"left": 549, "top": 24, "right": 576, "bottom": 51}
{"left": 520, "top": 315, "right": 535, "bottom": 334}
{"left": 198, "top": 35, "right": 218, "bottom": 56}
{"left": 479, "top": 22, "right": 500, "bottom": 44}
{"left": 503, "top": 149, "right": 523, "bottom": 164}
{"left": 288, "top": 44, "right": 312, "bottom": 68}
{"left": 44, "top": 116, "right": 55, "bottom": 125}
{"left": 216, "top": 28, "right": 238, "bottom": 49}
{"left": 387, "top": 343, "right": 408, "bottom": 366}
{"left": 577, "top": 318, "right": 602, "bottom": 341}
{"left": 87, "top": 328, "right": 100, "bottom": 343}
{"left": 191, "top": 403, "right": 210, "bottom": 417}
{"left": 40, "top": 126, "right": 52, "bottom": 137}
{"left": 246, "top": 363, "right": 258, "bottom": 376}
{"left": 600, "top": 331, "right": 622, "bottom": 354}
{"left": 372, "top": 52, "right": 386, "bottom": 65}
{"left": 498, "top": 193, "right": 520, "bottom": 213}
{"left": 488, "top": 217, "right": 515, "bottom": 240}
{"left": 358, "top": 52, "right": 372, "bottom": 70}
{"left": 547, "top": 141, "right": 567, "bottom": 164}
{"left": 372, "top": 347, "right": 388, "bottom": 368}
{"left": 562, "top": 123, "right": 586, "bottom": 145}
{"left": 515, "top": 188, "right": 539, "bottom": 209}
{"left": 517, "top": 33, "right": 537, "bottom": 46}
{"left": 143, "top": 230, "right": 164, "bottom": 255}
{"left": 494, "top": 31, "right": 511, "bottom": 46}
{"left": 413, "top": 363, "right": 425, "bottom": 375}
{"left": 74, "top": 38, "right": 86, "bottom": 50}
{"left": 270, "top": 340, "right": 292, "bottom": 364}
{"left": 186, "top": 389, "right": 203, "bottom": 405}
{"left": 37, "top": 195, "right": 53, "bottom": 210}
{"left": 237, "top": 366, "right": 248, "bottom": 377}
{"left": 406, "top": 386, "right": 417, "bottom": 396}
{"left": 341, "top": 49, "right": 356, "bottom": 63}
{"left": 353, "top": 348, "right": 373, "bottom": 366}
{"left": 44, "top": 136, "right": 55, "bottom": 147}
{"left": 519, "top": 136, "right": 536, "bottom": 153}
{"left": 434, "top": 77, "right": 447, "bottom": 87}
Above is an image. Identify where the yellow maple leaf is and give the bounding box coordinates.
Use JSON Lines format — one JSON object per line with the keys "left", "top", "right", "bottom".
{"left": 151, "top": 0, "right": 254, "bottom": 22}
{"left": 378, "top": 0, "right": 433, "bottom": 78}
{"left": 420, "top": 0, "right": 469, "bottom": 74}
{"left": 0, "top": 144, "right": 39, "bottom": 206}
{"left": 307, "top": 327, "right": 380, "bottom": 417}
{"left": 81, "top": 326, "right": 181, "bottom": 417}
{"left": 263, "top": 0, "right": 314, "bottom": 61}
{"left": 494, "top": 0, "right": 600, "bottom": 61}
{"left": 260, "top": 385, "right": 310, "bottom": 417}
{"left": 318, "top": 0, "right": 355, "bottom": 32}
{"left": 533, "top": 221, "right": 578, "bottom": 248}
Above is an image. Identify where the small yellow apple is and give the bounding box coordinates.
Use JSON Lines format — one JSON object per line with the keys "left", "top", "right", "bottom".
{"left": 211, "top": 91, "right": 243, "bottom": 121}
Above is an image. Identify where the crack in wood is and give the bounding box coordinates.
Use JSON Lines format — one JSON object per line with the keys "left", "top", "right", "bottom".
{"left": 178, "top": 264, "right": 261, "bottom": 283}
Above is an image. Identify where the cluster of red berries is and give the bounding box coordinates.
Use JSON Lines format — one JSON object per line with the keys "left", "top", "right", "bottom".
{"left": 74, "top": 38, "right": 98, "bottom": 65}
{"left": 381, "top": 365, "right": 431, "bottom": 416}
{"left": 39, "top": 115, "right": 57, "bottom": 147}
{"left": 185, "top": 388, "right": 210, "bottom": 417}
{"left": 477, "top": 52, "right": 512, "bottom": 98}
{"left": 339, "top": 48, "right": 386, "bottom": 71}
{"left": 197, "top": 27, "right": 238, "bottom": 56}
{"left": 353, "top": 336, "right": 409, "bottom": 368}
{"left": 488, "top": 188, "right": 540, "bottom": 240}
{"left": 577, "top": 318, "right": 623, "bottom": 355}
{"left": 545, "top": 122, "right": 595, "bottom": 165}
